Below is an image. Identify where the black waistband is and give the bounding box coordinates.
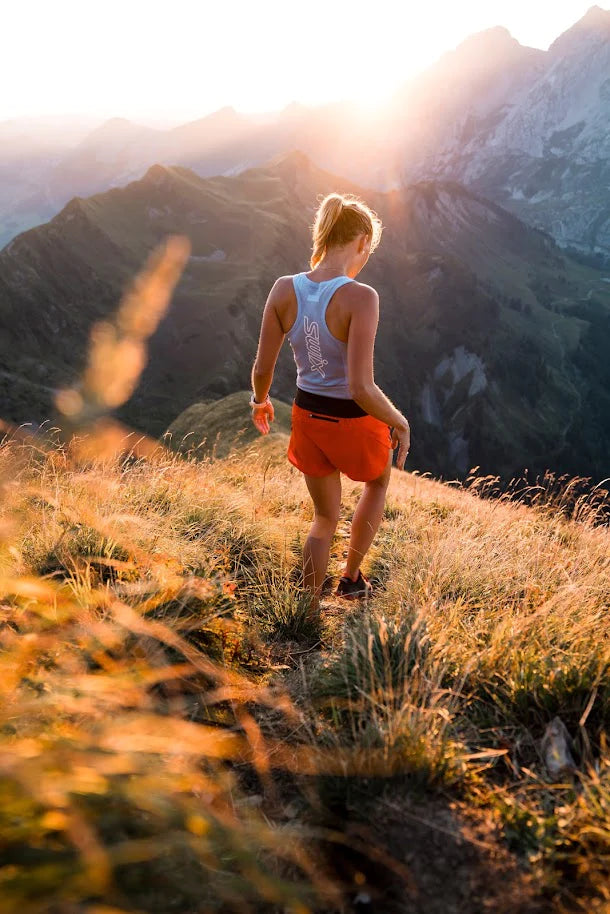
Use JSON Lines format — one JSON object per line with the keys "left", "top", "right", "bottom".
{"left": 294, "top": 387, "right": 367, "bottom": 418}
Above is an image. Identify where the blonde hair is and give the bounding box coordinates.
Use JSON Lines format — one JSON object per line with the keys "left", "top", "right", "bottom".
{"left": 310, "top": 193, "right": 383, "bottom": 269}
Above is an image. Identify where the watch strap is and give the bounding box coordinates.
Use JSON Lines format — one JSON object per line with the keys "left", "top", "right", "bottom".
{"left": 250, "top": 393, "right": 270, "bottom": 408}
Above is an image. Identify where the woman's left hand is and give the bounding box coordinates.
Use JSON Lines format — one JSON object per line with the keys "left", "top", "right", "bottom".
{"left": 251, "top": 399, "right": 275, "bottom": 435}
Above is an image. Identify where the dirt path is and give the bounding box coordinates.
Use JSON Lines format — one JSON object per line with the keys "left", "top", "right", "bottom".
{"left": 349, "top": 795, "right": 545, "bottom": 914}
{"left": 270, "top": 598, "right": 547, "bottom": 914}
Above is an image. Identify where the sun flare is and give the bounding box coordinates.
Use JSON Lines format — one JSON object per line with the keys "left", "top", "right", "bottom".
{"left": 0, "top": 0, "right": 599, "bottom": 122}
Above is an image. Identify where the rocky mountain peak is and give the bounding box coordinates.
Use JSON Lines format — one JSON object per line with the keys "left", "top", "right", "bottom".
{"left": 76, "top": 116, "right": 157, "bottom": 154}
{"left": 207, "top": 105, "right": 239, "bottom": 122}
{"left": 82, "top": 117, "right": 136, "bottom": 140}
{"left": 581, "top": 4, "right": 610, "bottom": 26}
{"left": 279, "top": 101, "right": 310, "bottom": 122}
{"left": 177, "top": 106, "right": 240, "bottom": 131}
{"left": 142, "top": 163, "right": 174, "bottom": 187}
{"left": 445, "top": 24, "right": 537, "bottom": 68}
{"left": 549, "top": 3, "right": 610, "bottom": 55}
{"left": 267, "top": 149, "right": 312, "bottom": 170}
{"left": 459, "top": 25, "right": 516, "bottom": 49}
{"left": 257, "top": 149, "right": 322, "bottom": 193}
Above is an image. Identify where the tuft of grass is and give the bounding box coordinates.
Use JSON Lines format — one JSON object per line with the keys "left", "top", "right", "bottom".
{"left": 463, "top": 468, "right": 610, "bottom": 527}
{"left": 312, "top": 613, "right": 462, "bottom": 791}
{"left": 313, "top": 612, "right": 430, "bottom": 703}
{"left": 244, "top": 563, "right": 321, "bottom": 643}
{"left": 35, "top": 525, "right": 135, "bottom": 584}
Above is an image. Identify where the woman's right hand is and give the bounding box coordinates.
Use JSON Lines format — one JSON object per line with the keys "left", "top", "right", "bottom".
{"left": 251, "top": 398, "right": 275, "bottom": 435}
{"left": 391, "top": 422, "right": 410, "bottom": 470}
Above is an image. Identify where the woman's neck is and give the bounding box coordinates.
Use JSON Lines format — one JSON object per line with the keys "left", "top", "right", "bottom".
{"left": 311, "top": 256, "right": 354, "bottom": 278}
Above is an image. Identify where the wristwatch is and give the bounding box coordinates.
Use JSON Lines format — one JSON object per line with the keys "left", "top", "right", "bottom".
{"left": 249, "top": 393, "right": 270, "bottom": 408}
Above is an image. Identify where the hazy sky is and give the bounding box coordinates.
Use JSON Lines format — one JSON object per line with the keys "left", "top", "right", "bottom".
{"left": 1, "top": 0, "right": 604, "bottom": 124}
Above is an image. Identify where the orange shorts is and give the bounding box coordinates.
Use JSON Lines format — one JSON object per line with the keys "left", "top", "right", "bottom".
{"left": 287, "top": 402, "right": 393, "bottom": 482}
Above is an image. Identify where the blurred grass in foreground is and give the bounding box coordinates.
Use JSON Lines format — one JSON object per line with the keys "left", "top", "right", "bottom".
{"left": 0, "top": 237, "right": 608, "bottom": 912}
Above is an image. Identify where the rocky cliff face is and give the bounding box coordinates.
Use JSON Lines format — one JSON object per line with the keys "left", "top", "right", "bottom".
{"left": 399, "top": 6, "right": 610, "bottom": 256}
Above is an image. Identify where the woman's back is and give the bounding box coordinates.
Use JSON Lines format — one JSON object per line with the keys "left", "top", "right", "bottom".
{"left": 286, "top": 272, "right": 355, "bottom": 399}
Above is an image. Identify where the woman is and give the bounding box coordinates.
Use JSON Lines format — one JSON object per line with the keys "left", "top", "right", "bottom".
{"left": 249, "top": 193, "right": 410, "bottom": 610}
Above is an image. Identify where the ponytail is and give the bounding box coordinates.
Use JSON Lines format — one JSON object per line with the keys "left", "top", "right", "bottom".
{"left": 310, "top": 192, "right": 382, "bottom": 269}
{"left": 310, "top": 194, "right": 344, "bottom": 268}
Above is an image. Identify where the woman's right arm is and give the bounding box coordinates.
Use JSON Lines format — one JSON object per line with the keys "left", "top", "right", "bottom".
{"left": 347, "top": 285, "right": 411, "bottom": 469}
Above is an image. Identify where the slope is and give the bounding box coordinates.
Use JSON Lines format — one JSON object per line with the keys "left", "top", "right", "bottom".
{"left": 165, "top": 390, "right": 292, "bottom": 458}
{"left": 1, "top": 426, "right": 608, "bottom": 912}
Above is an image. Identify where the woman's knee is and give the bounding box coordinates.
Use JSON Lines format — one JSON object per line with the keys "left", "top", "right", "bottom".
{"left": 312, "top": 508, "right": 340, "bottom": 532}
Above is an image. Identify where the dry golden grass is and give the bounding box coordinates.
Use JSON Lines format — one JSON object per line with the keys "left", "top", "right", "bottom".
{"left": 1, "top": 237, "right": 608, "bottom": 912}
{"left": 0, "top": 441, "right": 339, "bottom": 913}
{"left": 1, "top": 430, "right": 608, "bottom": 911}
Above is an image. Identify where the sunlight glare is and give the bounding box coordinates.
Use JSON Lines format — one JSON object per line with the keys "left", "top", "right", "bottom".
{"left": 0, "top": 0, "right": 601, "bottom": 122}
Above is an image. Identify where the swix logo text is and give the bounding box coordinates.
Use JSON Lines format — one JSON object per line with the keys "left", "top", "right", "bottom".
{"left": 303, "top": 316, "right": 328, "bottom": 377}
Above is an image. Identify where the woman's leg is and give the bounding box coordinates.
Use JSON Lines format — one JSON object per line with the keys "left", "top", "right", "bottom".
{"left": 302, "top": 469, "right": 342, "bottom": 610}
{"left": 344, "top": 450, "right": 392, "bottom": 580}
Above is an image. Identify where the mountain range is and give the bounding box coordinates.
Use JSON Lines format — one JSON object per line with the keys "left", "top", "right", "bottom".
{"left": 1, "top": 6, "right": 608, "bottom": 260}
{"left": 1, "top": 152, "right": 608, "bottom": 482}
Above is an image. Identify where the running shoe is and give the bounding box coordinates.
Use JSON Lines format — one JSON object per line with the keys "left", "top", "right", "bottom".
{"left": 335, "top": 570, "right": 373, "bottom": 600}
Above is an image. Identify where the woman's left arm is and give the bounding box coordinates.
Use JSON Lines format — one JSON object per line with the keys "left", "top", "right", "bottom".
{"left": 250, "top": 278, "right": 287, "bottom": 433}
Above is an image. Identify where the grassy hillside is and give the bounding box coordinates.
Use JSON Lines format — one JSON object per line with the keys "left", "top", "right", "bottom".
{"left": 1, "top": 152, "right": 609, "bottom": 483}
{"left": 165, "top": 390, "right": 292, "bottom": 458}
{"left": 0, "top": 422, "right": 608, "bottom": 913}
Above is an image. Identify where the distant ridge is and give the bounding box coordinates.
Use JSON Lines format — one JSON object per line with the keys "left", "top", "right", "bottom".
{"left": 0, "top": 152, "right": 608, "bottom": 482}
{"left": 1, "top": 6, "right": 609, "bottom": 252}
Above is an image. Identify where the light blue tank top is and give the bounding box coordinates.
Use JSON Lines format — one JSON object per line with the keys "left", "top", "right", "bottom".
{"left": 287, "top": 272, "right": 354, "bottom": 399}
